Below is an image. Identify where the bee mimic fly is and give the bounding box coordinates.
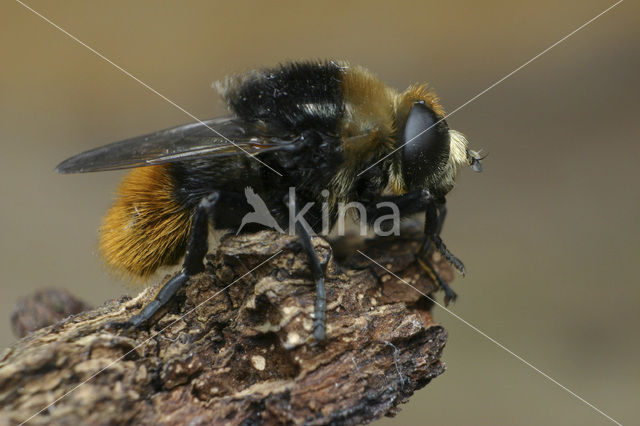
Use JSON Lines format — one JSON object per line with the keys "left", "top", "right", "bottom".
{"left": 56, "top": 60, "right": 482, "bottom": 341}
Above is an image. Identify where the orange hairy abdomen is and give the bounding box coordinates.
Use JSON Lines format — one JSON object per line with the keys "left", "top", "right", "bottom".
{"left": 99, "top": 165, "right": 192, "bottom": 280}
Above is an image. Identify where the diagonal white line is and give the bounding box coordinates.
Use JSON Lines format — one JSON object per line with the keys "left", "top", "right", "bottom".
{"left": 19, "top": 250, "right": 283, "bottom": 425}
{"left": 357, "top": 250, "right": 623, "bottom": 426}
{"left": 14, "top": 0, "right": 283, "bottom": 177}
{"left": 357, "top": 0, "right": 624, "bottom": 177}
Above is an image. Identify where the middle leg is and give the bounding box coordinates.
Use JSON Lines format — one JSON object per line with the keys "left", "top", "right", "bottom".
{"left": 285, "top": 194, "right": 328, "bottom": 342}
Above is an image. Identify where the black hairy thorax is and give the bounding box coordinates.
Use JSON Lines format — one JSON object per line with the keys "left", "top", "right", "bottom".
{"left": 170, "top": 61, "right": 352, "bottom": 234}
{"left": 224, "top": 61, "right": 345, "bottom": 135}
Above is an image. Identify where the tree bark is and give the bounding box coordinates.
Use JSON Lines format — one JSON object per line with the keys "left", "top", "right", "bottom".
{"left": 0, "top": 223, "right": 453, "bottom": 425}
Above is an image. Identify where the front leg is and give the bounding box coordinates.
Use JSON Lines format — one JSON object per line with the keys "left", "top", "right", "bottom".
{"left": 419, "top": 203, "right": 466, "bottom": 275}
{"left": 417, "top": 201, "right": 463, "bottom": 305}
{"left": 364, "top": 190, "right": 463, "bottom": 305}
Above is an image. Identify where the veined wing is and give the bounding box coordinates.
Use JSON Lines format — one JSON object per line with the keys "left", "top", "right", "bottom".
{"left": 55, "top": 117, "right": 290, "bottom": 173}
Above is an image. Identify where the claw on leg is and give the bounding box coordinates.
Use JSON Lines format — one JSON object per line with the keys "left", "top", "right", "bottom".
{"left": 416, "top": 257, "right": 457, "bottom": 305}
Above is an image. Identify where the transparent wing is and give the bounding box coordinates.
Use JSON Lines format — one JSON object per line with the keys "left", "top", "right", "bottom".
{"left": 55, "top": 117, "right": 290, "bottom": 173}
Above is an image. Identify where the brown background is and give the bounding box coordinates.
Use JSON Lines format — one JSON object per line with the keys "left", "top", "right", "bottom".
{"left": 1, "top": 1, "right": 638, "bottom": 424}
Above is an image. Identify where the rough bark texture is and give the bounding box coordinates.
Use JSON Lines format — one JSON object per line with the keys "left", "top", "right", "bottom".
{"left": 0, "top": 224, "right": 453, "bottom": 425}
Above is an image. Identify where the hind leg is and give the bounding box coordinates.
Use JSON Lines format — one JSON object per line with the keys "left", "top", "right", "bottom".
{"left": 117, "top": 191, "right": 220, "bottom": 328}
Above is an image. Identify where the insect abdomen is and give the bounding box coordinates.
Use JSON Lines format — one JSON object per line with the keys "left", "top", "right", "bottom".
{"left": 99, "top": 165, "right": 192, "bottom": 279}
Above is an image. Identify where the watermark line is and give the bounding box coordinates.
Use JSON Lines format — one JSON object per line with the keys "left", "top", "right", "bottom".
{"left": 19, "top": 250, "right": 283, "bottom": 425}
{"left": 357, "top": 250, "right": 623, "bottom": 426}
{"left": 14, "top": 0, "right": 283, "bottom": 177}
{"left": 357, "top": 0, "right": 624, "bottom": 177}
{"left": 236, "top": 186, "right": 402, "bottom": 237}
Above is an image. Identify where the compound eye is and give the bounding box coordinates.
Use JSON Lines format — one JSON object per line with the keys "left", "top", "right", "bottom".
{"left": 402, "top": 102, "right": 450, "bottom": 187}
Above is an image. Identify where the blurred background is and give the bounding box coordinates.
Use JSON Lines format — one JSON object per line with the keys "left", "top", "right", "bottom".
{"left": 1, "top": 1, "right": 638, "bottom": 424}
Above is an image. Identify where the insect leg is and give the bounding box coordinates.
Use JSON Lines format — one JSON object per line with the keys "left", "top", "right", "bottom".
{"left": 416, "top": 256, "right": 457, "bottom": 305}
{"left": 125, "top": 192, "right": 220, "bottom": 328}
{"left": 416, "top": 201, "right": 462, "bottom": 304}
{"left": 434, "top": 204, "right": 447, "bottom": 234}
{"left": 419, "top": 204, "right": 466, "bottom": 275}
{"left": 417, "top": 201, "right": 440, "bottom": 256}
{"left": 360, "top": 190, "right": 458, "bottom": 303}
{"left": 285, "top": 194, "right": 328, "bottom": 342}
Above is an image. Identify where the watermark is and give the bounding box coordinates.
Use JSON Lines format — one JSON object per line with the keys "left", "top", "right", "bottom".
{"left": 236, "top": 187, "right": 401, "bottom": 237}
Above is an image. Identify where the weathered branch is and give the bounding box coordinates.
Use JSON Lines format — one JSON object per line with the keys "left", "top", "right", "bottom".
{"left": 0, "top": 224, "right": 453, "bottom": 425}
